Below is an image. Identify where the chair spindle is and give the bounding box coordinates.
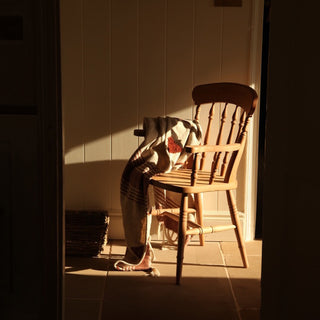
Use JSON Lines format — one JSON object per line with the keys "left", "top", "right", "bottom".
{"left": 191, "top": 153, "right": 200, "bottom": 186}
{"left": 221, "top": 106, "right": 239, "bottom": 177}
{"left": 194, "top": 105, "right": 201, "bottom": 121}
{"left": 210, "top": 103, "right": 227, "bottom": 182}
{"left": 200, "top": 103, "right": 215, "bottom": 170}
{"left": 236, "top": 110, "right": 246, "bottom": 142}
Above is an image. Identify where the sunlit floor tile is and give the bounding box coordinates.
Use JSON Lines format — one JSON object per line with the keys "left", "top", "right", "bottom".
{"left": 65, "top": 240, "right": 262, "bottom": 320}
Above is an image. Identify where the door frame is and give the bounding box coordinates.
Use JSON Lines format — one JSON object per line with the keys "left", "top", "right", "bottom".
{"left": 38, "top": 0, "right": 64, "bottom": 318}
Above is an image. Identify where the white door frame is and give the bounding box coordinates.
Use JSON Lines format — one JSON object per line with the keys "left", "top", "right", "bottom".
{"left": 245, "top": 0, "right": 264, "bottom": 240}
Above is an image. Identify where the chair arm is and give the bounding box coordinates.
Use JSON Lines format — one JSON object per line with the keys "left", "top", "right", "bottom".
{"left": 133, "top": 129, "right": 145, "bottom": 137}
{"left": 185, "top": 143, "right": 241, "bottom": 153}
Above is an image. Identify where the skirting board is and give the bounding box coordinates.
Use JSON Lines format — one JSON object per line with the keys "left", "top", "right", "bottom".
{"left": 107, "top": 210, "right": 245, "bottom": 242}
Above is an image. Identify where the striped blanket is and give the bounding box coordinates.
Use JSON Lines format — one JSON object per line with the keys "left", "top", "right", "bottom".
{"left": 116, "top": 116, "right": 202, "bottom": 267}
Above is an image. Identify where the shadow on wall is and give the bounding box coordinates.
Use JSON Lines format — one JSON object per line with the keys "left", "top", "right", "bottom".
{"left": 64, "top": 159, "right": 127, "bottom": 211}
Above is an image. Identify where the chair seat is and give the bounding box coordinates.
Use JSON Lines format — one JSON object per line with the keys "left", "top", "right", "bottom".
{"left": 150, "top": 168, "right": 237, "bottom": 194}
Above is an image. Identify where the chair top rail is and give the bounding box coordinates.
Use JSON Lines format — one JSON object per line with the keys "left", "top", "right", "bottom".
{"left": 192, "top": 82, "right": 258, "bottom": 116}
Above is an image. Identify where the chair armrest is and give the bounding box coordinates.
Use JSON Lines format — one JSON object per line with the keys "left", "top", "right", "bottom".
{"left": 185, "top": 143, "right": 241, "bottom": 153}
{"left": 134, "top": 129, "right": 145, "bottom": 137}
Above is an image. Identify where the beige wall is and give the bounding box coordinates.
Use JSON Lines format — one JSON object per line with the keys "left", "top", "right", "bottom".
{"left": 60, "top": 0, "right": 262, "bottom": 239}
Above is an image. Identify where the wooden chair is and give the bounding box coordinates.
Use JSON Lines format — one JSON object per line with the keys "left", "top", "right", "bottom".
{"left": 136, "top": 82, "right": 258, "bottom": 284}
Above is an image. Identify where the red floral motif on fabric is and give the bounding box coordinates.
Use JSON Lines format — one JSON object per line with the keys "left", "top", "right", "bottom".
{"left": 167, "top": 136, "right": 182, "bottom": 153}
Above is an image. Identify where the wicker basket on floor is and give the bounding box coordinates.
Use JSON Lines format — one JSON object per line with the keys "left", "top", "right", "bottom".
{"left": 65, "top": 210, "right": 109, "bottom": 256}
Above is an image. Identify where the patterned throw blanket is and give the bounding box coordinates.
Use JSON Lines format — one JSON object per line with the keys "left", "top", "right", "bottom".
{"left": 115, "top": 116, "right": 202, "bottom": 270}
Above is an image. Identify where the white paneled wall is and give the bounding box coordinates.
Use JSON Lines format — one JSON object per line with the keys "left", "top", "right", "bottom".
{"left": 60, "top": 0, "right": 263, "bottom": 240}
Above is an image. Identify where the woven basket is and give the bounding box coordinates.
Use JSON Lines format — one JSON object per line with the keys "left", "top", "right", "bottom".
{"left": 65, "top": 210, "right": 109, "bottom": 256}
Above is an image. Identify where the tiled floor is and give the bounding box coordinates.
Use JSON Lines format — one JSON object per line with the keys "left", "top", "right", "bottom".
{"left": 65, "top": 239, "right": 262, "bottom": 320}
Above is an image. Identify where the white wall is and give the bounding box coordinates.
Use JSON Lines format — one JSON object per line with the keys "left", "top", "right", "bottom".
{"left": 60, "top": 0, "right": 263, "bottom": 240}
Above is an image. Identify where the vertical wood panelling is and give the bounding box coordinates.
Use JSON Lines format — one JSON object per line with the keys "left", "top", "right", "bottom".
{"left": 82, "top": 0, "right": 111, "bottom": 209}
{"left": 166, "top": 0, "right": 194, "bottom": 120}
{"left": 138, "top": 0, "right": 166, "bottom": 124}
{"left": 194, "top": 0, "right": 222, "bottom": 85}
{"left": 61, "top": 0, "right": 84, "bottom": 164}
{"left": 83, "top": 0, "right": 110, "bottom": 162}
{"left": 61, "top": 0, "right": 259, "bottom": 238}
{"left": 220, "top": 1, "right": 253, "bottom": 213}
{"left": 193, "top": 1, "right": 223, "bottom": 213}
{"left": 110, "top": 0, "right": 139, "bottom": 209}
{"left": 111, "top": 0, "right": 138, "bottom": 160}
{"left": 221, "top": 1, "right": 252, "bottom": 83}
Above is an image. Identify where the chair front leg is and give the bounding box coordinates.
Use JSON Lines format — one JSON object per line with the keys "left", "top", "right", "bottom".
{"left": 176, "top": 193, "right": 188, "bottom": 285}
{"left": 194, "top": 193, "right": 205, "bottom": 246}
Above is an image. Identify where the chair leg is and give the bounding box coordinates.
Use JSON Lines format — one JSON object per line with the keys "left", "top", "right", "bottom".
{"left": 194, "top": 193, "right": 205, "bottom": 246}
{"left": 226, "top": 190, "right": 249, "bottom": 268}
{"left": 176, "top": 193, "right": 188, "bottom": 285}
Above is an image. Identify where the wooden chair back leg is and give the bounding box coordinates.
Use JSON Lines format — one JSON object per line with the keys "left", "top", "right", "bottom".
{"left": 226, "top": 190, "right": 249, "bottom": 268}
{"left": 194, "top": 193, "right": 205, "bottom": 246}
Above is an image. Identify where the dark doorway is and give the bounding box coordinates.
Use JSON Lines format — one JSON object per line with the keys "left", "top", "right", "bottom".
{"left": 255, "top": 0, "right": 271, "bottom": 239}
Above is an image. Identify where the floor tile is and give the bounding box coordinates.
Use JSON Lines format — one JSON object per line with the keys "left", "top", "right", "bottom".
{"left": 152, "top": 241, "right": 227, "bottom": 279}
{"left": 100, "top": 241, "right": 239, "bottom": 320}
{"left": 64, "top": 299, "right": 101, "bottom": 320}
{"left": 64, "top": 240, "right": 262, "bottom": 320}
{"left": 152, "top": 241, "right": 224, "bottom": 263}
{"left": 225, "top": 256, "right": 261, "bottom": 311}
{"left": 65, "top": 273, "right": 106, "bottom": 300}
{"left": 240, "top": 308, "right": 261, "bottom": 320}
{"left": 221, "top": 240, "right": 262, "bottom": 256}
{"left": 225, "top": 255, "right": 262, "bottom": 279}
{"left": 229, "top": 277, "right": 261, "bottom": 310}
{"left": 101, "top": 273, "right": 238, "bottom": 320}
{"left": 65, "top": 256, "right": 109, "bottom": 276}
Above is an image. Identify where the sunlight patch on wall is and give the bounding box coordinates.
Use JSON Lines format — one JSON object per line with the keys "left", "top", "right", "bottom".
{"left": 64, "top": 126, "right": 141, "bottom": 164}
{"left": 64, "top": 145, "right": 84, "bottom": 165}
{"left": 111, "top": 126, "right": 138, "bottom": 161}
{"left": 167, "top": 107, "right": 194, "bottom": 121}
{"left": 84, "top": 136, "right": 111, "bottom": 163}
{"left": 64, "top": 136, "right": 111, "bottom": 164}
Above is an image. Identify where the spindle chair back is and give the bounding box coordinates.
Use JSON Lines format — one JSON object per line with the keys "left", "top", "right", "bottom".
{"left": 140, "top": 83, "right": 258, "bottom": 284}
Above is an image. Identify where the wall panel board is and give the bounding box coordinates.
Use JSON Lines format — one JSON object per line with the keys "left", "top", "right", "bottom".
{"left": 110, "top": 0, "right": 138, "bottom": 161}
{"left": 83, "top": 0, "right": 110, "bottom": 162}
{"left": 61, "top": 0, "right": 85, "bottom": 164}
{"left": 166, "top": 0, "right": 194, "bottom": 120}
{"left": 193, "top": 1, "right": 223, "bottom": 212}
{"left": 138, "top": 0, "right": 166, "bottom": 125}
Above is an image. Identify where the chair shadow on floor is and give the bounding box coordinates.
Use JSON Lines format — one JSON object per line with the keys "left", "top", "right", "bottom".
{"left": 65, "top": 250, "right": 245, "bottom": 275}
{"left": 65, "top": 256, "right": 116, "bottom": 273}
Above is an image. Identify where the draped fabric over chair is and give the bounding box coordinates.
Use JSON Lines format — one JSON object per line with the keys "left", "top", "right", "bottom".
{"left": 115, "top": 116, "right": 202, "bottom": 270}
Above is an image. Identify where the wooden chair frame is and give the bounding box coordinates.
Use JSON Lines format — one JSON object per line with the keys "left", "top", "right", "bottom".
{"left": 136, "top": 82, "right": 258, "bottom": 284}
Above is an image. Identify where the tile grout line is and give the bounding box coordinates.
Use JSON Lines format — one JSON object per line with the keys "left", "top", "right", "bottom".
{"left": 98, "top": 242, "right": 112, "bottom": 320}
{"left": 65, "top": 297, "right": 102, "bottom": 302}
{"left": 218, "top": 242, "right": 242, "bottom": 320}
